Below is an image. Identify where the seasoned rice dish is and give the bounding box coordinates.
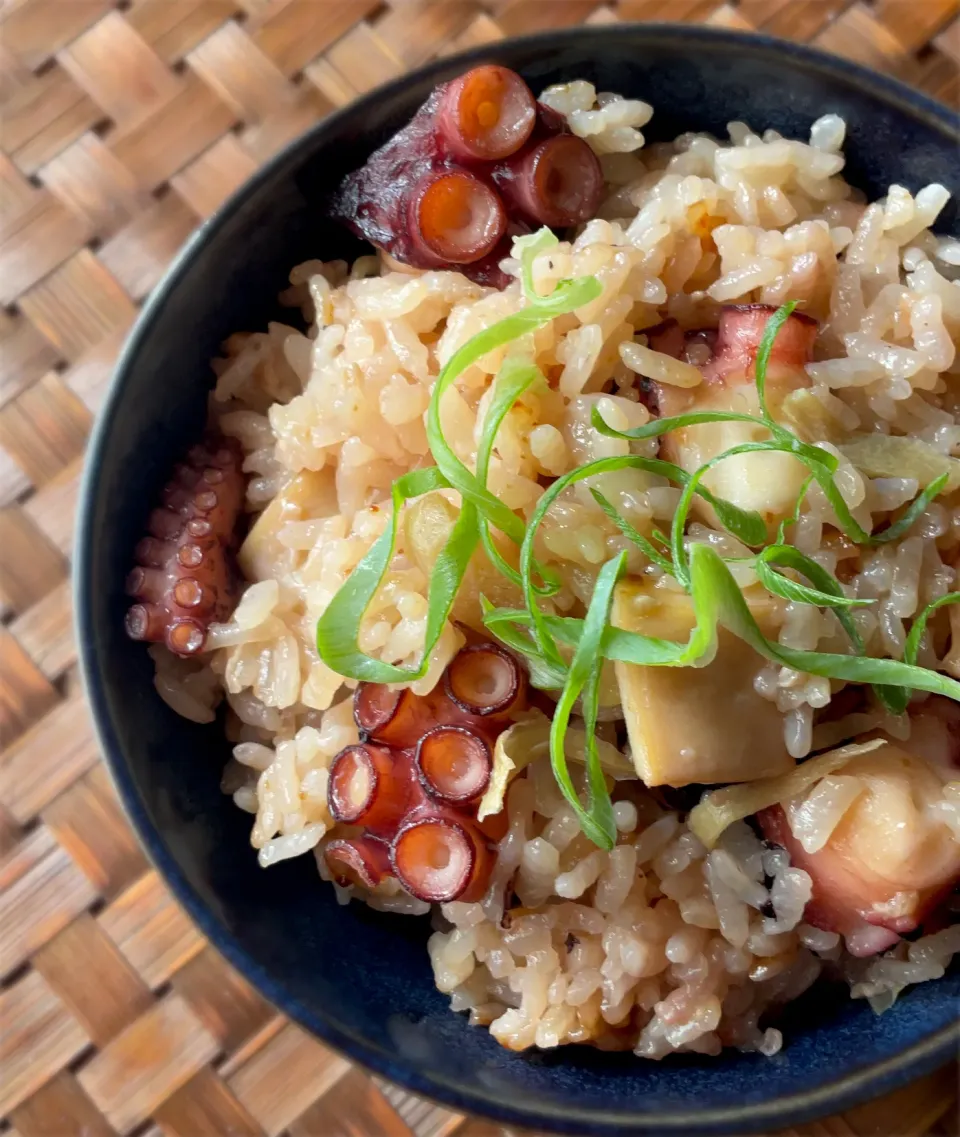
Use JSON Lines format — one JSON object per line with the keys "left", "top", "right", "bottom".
{"left": 124, "top": 65, "right": 960, "bottom": 1061}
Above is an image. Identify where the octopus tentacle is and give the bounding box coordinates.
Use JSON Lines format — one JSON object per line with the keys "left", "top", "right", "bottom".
{"left": 331, "top": 643, "right": 526, "bottom": 904}
{"left": 642, "top": 318, "right": 719, "bottom": 365}
{"left": 330, "top": 65, "right": 593, "bottom": 287}
{"left": 642, "top": 318, "right": 685, "bottom": 360}
{"left": 356, "top": 648, "right": 525, "bottom": 749}
{"left": 640, "top": 306, "right": 817, "bottom": 421}
{"left": 703, "top": 304, "right": 818, "bottom": 386}
{"left": 124, "top": 603, "right": 168, "bottom": 643}
{"left": 125, "top": 434, "right": 246, "bottom": 658}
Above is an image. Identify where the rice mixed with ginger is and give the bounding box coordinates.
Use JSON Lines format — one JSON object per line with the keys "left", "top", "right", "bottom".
{"left": 150, "top": 81, "right": 960, "bottom": 1059}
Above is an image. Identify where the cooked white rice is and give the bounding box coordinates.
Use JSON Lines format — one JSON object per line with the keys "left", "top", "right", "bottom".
{"left": 150, "top": 80, "right": 960, "bottom": 1058}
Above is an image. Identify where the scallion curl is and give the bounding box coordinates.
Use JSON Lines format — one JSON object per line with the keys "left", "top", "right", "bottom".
{"left": 548, "top": 552, "right": 624, "bottom": 850}
{"left": 316, "top": 466, "right": 475, "bottom": 683}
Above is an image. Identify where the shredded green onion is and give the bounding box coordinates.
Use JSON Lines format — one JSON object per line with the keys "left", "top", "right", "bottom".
{"left": 668, "top": 440, "right": 776, "bottom": 586}
{"left": 753, "top": 299, "right": 798, "bottom": 421}
{"left": 513, "top": 228, "right": 560, "bottom": 300}
{"left": 590, "top": 401, "right": 836, "bottom": 475}
{"left": 879, "top": 591, "right": 960, "bottom": 714}
{"left": 426, "top": 276, "right": 601, "bottom": 544}
{"left": 869, "top": 473, "right": 949, "bottom": 543}
{"left": 315, "top": 466, "right": 469, "bottom": 682}
{"left": 491, "top": 544, "right": 960, "bottom": 700}
{"left": 589, "top": 488, "right": 674, "bottom": 574}
{"left": 518, "top": 452, "right": 764, "bottom": 665}
{"left": 315, "top": 258, "right": 960, "bottom": 849}
{"left": 549, "top": 552, "right": 624, "bottom": 849}
{"left": 475, "top": 353, "right": 555, "bottom": 594}
{"left": 754, "top": 545, "right": 872, "bottom": 613}
{"left": 774, "top": 474, "right": 813, "bottom": 544}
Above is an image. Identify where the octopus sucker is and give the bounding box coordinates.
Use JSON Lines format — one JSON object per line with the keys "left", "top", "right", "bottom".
{"left": 125, "top": 434, "right": 246, "bottom": 658}
{"left": 411, "top": 169, "right": 507, "bottom": 266}
{"left": 353, "top": 683, "right": 441, "bottom": 748}
{"left": 391, "top": 815, "right": 493, "bottom": 904}
{"left": 172, "top": 578, "right": 211, "bottom": 612}
{"left": 353, "top": 682, "right": 403, "bottom": 738}
{"left": 166, "top": 619, "right": 207, "bottom": 656}
{"left": 445, "top": 642, "right": 525, "bottom": 720}
{"left": 325, "top": 836, "right": 393, "bottom": 890}
{"left": 327, "top": 643, "right": 525, "bottom": 904}
{"left": 134, "top": 536, "right": 169, "bottom": 566}
{"left": 416, "top": 725, "right": 492, "bottom": 804}
{"left": 124, "top": 602, "right": 167, "bottom": 643}
{"left": 492, "top": 131, "right": 603, "bottom": 230}
{"left": 126, "top": 565, "right": 166, "bottom": 603}
{"left": 436, "top": 64, "right": 537, "bottom": 162}
{"left": 147, "top": 509, "right": 184, "bottom": 541}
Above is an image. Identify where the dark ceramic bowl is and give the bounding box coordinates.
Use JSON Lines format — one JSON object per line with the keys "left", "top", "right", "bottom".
{"left": 77, "top": 25, "right": 960, "bottom": 1136}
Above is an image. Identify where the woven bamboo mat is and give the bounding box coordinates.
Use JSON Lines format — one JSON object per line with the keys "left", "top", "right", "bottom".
{"left": 1, "top": 2, "right": 959, "bottom": 1135}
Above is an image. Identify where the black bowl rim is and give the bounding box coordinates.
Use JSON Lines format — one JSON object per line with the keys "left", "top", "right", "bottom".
{"left": 76, "top": 22, "right": 960, "bottom": 1137}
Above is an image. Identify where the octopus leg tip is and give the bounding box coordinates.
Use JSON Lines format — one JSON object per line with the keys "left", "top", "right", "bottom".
{"left": 129, "top": 431, "right": 245, "bottom": 655}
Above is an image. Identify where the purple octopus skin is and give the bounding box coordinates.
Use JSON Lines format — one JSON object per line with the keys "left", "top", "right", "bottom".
{"left": 331, "top": 89, "right": 446, "bottom": 261}
{"left": 125, "top": 436, "right": 246, "bottom": 657}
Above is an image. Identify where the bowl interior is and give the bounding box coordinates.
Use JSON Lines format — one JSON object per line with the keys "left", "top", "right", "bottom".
{"left": 79, "top": 26, "right": 959, "bottom": 1136}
